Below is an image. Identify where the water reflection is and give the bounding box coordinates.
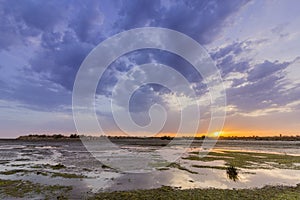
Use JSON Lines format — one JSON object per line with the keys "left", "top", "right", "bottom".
{"left": 226, "top": 166, "right": 239, "bottom": 181}
{"left": 1, "top": 140, "right": 300, "bottom": 193}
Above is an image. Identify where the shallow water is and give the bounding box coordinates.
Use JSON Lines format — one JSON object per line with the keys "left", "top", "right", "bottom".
{"left": 0, "top": 139, "right": 300, "bottom": 196}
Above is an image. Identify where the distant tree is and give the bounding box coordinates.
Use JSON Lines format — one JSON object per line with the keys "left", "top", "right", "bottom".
{"left": 160, "top": 136, "right": 172, "bottom": 140}
{"left": 70, "top": 134, "right": 79, "bottom": 138}
{"left": 53, "top": 134, "right": 64, "bottom": 139}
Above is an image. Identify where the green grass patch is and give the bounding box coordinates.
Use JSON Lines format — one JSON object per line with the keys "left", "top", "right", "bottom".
{"left": 10, "top": 163, "right": 27, "bottom": 167}
{"left": 0, "top": 179, "right": 72, "bottom": 199}
{"left": 0, "top": 169, "right": 30, "bottom": 175}
{"left": 36, "top": 171, "right": 48, "bottom": 176}
{"left": 89, "top": 184, "right": 300, "bottom": 200}
{"left": 192, "top": 165, "right": 227, "bottom": 170}
{"left": 167, "top": 162, "right": 198, "bottom": 174}
{"left": 49, "top": 164, "right": 66, "bottom": 170}
{"left": 31, "top": 164, "right": 43, "bottom": 169}
{"left": 184, "top": 150, "right": 300, "bottom": 169}
{"left": 102, "top": 164, "right": 113, "bottom": 169}
{"left": 15, "top": 158, "right": 30, "bottom": 161}
{"left": 31, "top": 163, "right": 66, "bottom": 170}
{"left": 51, "top": 172, "right": 86, "bottom": 179}
{"left": 83, "top": 168, "right": 93, "bottom": 172}
{"left": 156, "top": 167, "right": 170, "bottom": 171}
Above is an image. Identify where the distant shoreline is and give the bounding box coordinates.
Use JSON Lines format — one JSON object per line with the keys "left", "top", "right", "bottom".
{"left": 8, "top": 134, "right": 300, "bottom": 141}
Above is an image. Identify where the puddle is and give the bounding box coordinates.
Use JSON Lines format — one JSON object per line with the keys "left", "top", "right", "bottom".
{"left": 0, "top": 139, "right": 300, "bottom": 195}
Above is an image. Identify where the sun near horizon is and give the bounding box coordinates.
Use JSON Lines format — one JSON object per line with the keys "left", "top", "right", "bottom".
{"left": 2, "top": 128, "right": 300, "bottom": 139}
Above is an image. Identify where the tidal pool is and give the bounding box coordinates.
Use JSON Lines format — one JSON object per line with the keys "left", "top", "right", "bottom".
{"left": 0, "top": 139, "right": 300, "bottom": 199}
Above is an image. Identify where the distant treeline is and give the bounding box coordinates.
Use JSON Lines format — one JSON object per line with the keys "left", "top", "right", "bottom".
{"left": 17, "top": 134, "right": 80, "bottom": 140}
{"left": 105, "top": 135, "right": 300, "bottom": 141}
{"left": 218, "top": 135, "right": 300, "bottom": 141}
{"left": 16, "top": 134, "right": 300, "bottom": 141}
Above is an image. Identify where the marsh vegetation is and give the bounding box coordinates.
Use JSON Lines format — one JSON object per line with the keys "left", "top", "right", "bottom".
{"left": 0, "top": 139, "right": 300, "bottom": 199}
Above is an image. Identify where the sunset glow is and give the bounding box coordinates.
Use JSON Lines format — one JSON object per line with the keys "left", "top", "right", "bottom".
{"left": 0, "top": 1, "right": 299, "bottom": 138}
{"left": 213, "top": 131, "right": 223, "bottom": 137}
{"left": 1, "top": 2, "right": 300, "bottom": 199}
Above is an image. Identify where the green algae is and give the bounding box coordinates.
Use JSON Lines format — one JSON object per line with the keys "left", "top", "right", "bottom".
{"left": 31, "top": 163, "right": 66, "bottom": 170}
{"left": 192, "top": 165, "right": 227, "bottom": 170}
{"left": 0, "top": 169, "right": 30, "bottom": 175}
{"left": 0, "top": 179, "right": 72, "bottom": 199}
{"left": 49, "top": 164, "right": 66, "bottom": 170}
{"left": 51, "top": 172, "right": 86, "bottom": 179}
{"left": 167, "top": 162, "right": 198, "bottom": 174}
{"left": 90, "top": 184, "right": 300, "bottom": 200}
{"left": 184, "top": 150, "right": 300, "bottom": 169}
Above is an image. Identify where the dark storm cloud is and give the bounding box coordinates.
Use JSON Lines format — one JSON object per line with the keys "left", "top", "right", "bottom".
{"left": 0, "top": 0, "right": 103, "bottom": 103}
{"left": 218, "top": 55, "right": 250, "bottom": 76}
{"left": 0, "top": 0, "right": 267, "bottom": 116}
{"left": 247, "top": 61, "right": 289, "bottom": 82}
{"left": 30, "top": 38, "right": 93, "bottom": 91}
{"left": 30, "top": 0, "right": 248, "bottom": 95}
{"left": 211, "top": 39, "right": 269, "bottom": 76}
{"left": 129, "top": 84, "right": 167, "bottom": 113}
{"left": 116, "top": 0, "right": 250, "bottom": 44}
{"left": 98, "top": 49, "right": 208, "bottom": 100}
{"left": 211, "top": 41, "right": 296, "bottom": 113}
{"left": 227, "top": 74, "right": 284, "bottom": 111}
{"left": 10, "top": 81, "right": 71, "bottom": 112}
{"left": 0, "top": 0, "right": 67, "bottom": 50}
{"left": 0, "top": 65, "right": 71, "bottom": 111}
{"left": 211, "top": 42, "right": 246, "bottom": 60}
{"left": 0, "top": 7, "right": 21, "bottom": 49}
{"left": 68, "top": 1, "right": 106, "bottom": 44}
{"left": 3, "top": 0, "right": 66, "bottom": 31}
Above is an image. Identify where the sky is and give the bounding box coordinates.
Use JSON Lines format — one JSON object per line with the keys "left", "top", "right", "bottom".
{"left": 0, "top": 0, "right": 300, "bottom": 138}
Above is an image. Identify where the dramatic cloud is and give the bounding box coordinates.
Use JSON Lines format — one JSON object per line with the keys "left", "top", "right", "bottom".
{"left": 211, "top": 40, "right": 299, "bottom": 116}
{"left": 0, "top": 0, "right": 299, "bottom": 137}
{"left": 116, "top": 0, "right": 250, "bottom": 44}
